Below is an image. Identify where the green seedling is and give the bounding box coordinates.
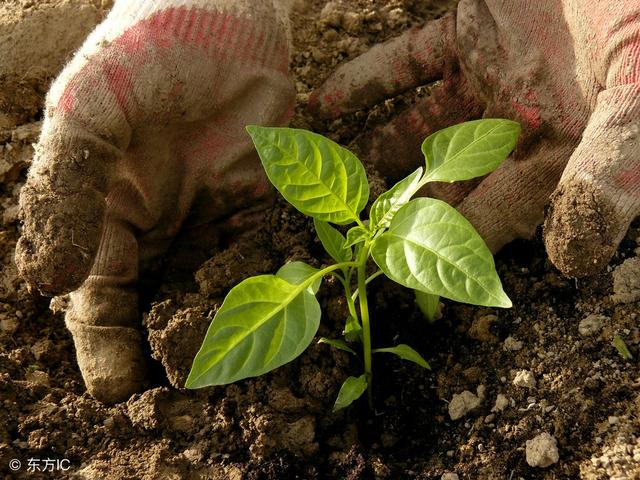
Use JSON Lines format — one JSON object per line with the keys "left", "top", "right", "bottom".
{"left": 186, "top": 119, "right": 520, "bottom": 411}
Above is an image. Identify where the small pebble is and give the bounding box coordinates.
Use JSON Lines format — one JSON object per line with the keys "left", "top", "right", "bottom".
{"left": 503, "top": 336, "right": 523, "bottom": 351}
{"left": 526, "top": 432, "right": 559, "bottom": 468}
{"left": 513, "top": 370, "right": 536, "bottom": 389}
{"left": 441, "top": 474, "right": 459, "bottom": 480}
{"left": 579, "top": 314, "right": 606, "bottom": 336}
{"left": 448, "top": 390, "right": 482, "bottom": 420}
{"left": 492, "top": 394, "right": 509, "bottom": 412}
{"left": 611, "top": 257, "right": 640, "bottom": 304}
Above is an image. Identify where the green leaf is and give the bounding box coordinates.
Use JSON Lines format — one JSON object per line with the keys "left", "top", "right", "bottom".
{"left": 415, "top": 290, "right": 441, "bottom": 322}
{"left": 373, "top": 344, "right": 430, "bottom": 369}
{"left": 371, "top": 198, "right": 512, "bottom": 308}
{"left": 612, "top": 335, "right": 633, "bottom": 360}
{"left": 422, "top": 119, "right": 520, "bottom": 183}
{"left": 277, "top": 261, "right": 322, "bottom": 294}
{"left": 369, "top": 167, "right": 423, "bottom": 230}
{"left": 343, "top": 315, "right": 362, "bottom": 343}
{"left": 333, "top": 375, "right": 368, "bottom": 411}
{"left": 318, "top": 337, "right": 357, "bottom": 355}
{"left": 186, "top": 275, "right": 321, "bottom": 388}
{"left": 247, "top": 126, "right": 369, "bottom": 224}
{"left": 314, "top": 219, "right": 352, "bottom": 263}
{"left": 345, "top": 225, "right": 370, "bottom": 248}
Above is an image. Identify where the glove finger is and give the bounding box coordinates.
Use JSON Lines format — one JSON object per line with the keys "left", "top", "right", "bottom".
{"left": 15, "top": 46, "right": 133, "bottom": 295}
{"left": 544, "top": 86, "right": 640, "bottom": 277}
{"left": 309, "top": 12, "right": 457, "bottom": 119}
{"left": 357, "top": 76, "right": 483, "bottom": 181}
{"left": 15, "top": 121, "right": 121, "bottom": 295}
{"left": 456, "top": 141, "right": 573, "bottom": 254}
{"left": 65, "top": 219, "right": 144, "bottom": 403}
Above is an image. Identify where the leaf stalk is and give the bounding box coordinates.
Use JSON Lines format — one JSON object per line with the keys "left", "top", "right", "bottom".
{"left": 356, "top": 242, "right": 374, "bottom": 408}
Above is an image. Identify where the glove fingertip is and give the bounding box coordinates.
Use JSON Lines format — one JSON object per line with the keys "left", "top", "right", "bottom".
{"left": 543, "top": 180, "right": 622, "bottom": 277}
{"left": 16, "top": 186, "right": 105, "bottom": 296}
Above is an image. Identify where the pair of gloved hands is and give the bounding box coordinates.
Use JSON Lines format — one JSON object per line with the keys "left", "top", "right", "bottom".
{"left": 16, "top": 0, "right": 640, "bottom": 403}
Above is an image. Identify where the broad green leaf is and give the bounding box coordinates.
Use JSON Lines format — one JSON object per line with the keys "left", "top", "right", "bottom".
{"left": 343, "top": 315, "right": 362, "bottom": 343}
{"left": 369, "top": 167, "right": 423, "bottom": 229}
{"left": 415, "top": 290, "right": 441, "bottom": 322}
{"left": 186, "top": 275, "right": 320, "bottom": 388}
{"left": 314, "top": 219, "right": 352, "bottom": 263}
{"left": 422, "top": 119, "right": 520, "bottom": 183}
{"left": 371, "top": 198, "right": 512, "bottom": 308}
{"left": 277, "top": 261, "right": 322, "bottom": 294}
{"left": 373, "top": 344, "right": 430, "bottom": 369}
{"left": 333, "top": 374, "right": 367, "bottom": 411}
{"left": 345, "top": 225, "right": 370, "bottom": 248}
{"left": 318, "top": 337, "right": 357, "bottom": 355}
{"left": 247, "top": 126, "right": 369, "bottom": 224}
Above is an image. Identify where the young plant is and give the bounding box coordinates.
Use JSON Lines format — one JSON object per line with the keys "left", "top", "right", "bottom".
{"left": 186, "top": 119, "right": 520, "bottom": 410}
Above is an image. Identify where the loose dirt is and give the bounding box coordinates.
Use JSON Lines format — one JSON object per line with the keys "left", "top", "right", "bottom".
{"left": 1, "top": 1, "right": 639, "bottom": 479}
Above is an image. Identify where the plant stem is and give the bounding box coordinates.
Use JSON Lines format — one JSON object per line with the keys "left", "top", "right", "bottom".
{"left": 310, "top": 262, "right": 358, "bottom": 286}
{"left": 350, "top": 270, "right": 383, "bottom": 302}
{"left": 357, "top": 243, "right": 373, "bottom": 409}
{"left": 343, "top": 274, "right": 360, "bottom": 326}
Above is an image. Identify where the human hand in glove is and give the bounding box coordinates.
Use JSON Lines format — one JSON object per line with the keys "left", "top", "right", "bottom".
{"left": 311, "top": 0, "right": 640, "bottom": 277}
{"left": 16, "top": 0, "right": 295, "bottom": 403}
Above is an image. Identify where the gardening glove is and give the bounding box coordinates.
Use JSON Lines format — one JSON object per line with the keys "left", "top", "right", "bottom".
{"left": 15, "top": 0, "right": 295, "bottom": 403}
{"left": 310, "top": 0, "right": 640, "bottom": 278}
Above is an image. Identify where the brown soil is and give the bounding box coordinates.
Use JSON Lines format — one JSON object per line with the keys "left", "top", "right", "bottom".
{"left": 2, "top": 1, "right": 640, "bottom": 479}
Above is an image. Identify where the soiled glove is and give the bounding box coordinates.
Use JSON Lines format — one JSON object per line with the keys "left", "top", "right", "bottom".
{"left": 16, "top": 0, "right": 295, "bottom": 403}
{"left": 311, "top": 0, "right": 640, "bottom": 277}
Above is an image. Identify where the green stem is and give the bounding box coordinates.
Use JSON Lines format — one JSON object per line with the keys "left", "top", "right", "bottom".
{"left": 354, "top": 217, "right": 367, "bottom": 230}
{"left": 309, "top": 262, "right": 358, "bottom": 286}
{"left": 357, "top": 243, "right": 373, "bottom": 408}
{"left": 343, "top": 272, "right": 359, "bottom": 325}
{"left": 351, "top": 270, "right": 383, "bottom": 302}
{"left": 314, "top": 262, "right": 361, "bottom": 336}
{"left": 332, "top": 265, "right": 358, "bottom": 321}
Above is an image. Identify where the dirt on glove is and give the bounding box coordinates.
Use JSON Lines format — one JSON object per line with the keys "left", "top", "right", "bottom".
{"left": 1, "top": 1, "right": 640, "bottom": 480}
{"left": 544, "top": 180, "right": 619, "bottom": 277}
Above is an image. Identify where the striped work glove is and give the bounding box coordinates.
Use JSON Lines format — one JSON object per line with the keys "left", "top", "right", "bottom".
{"left": 16, "top": 0, "right": 295, "bottom": 403}
{"left": 311, "top": 0, "right": 640, "bottom": 278}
